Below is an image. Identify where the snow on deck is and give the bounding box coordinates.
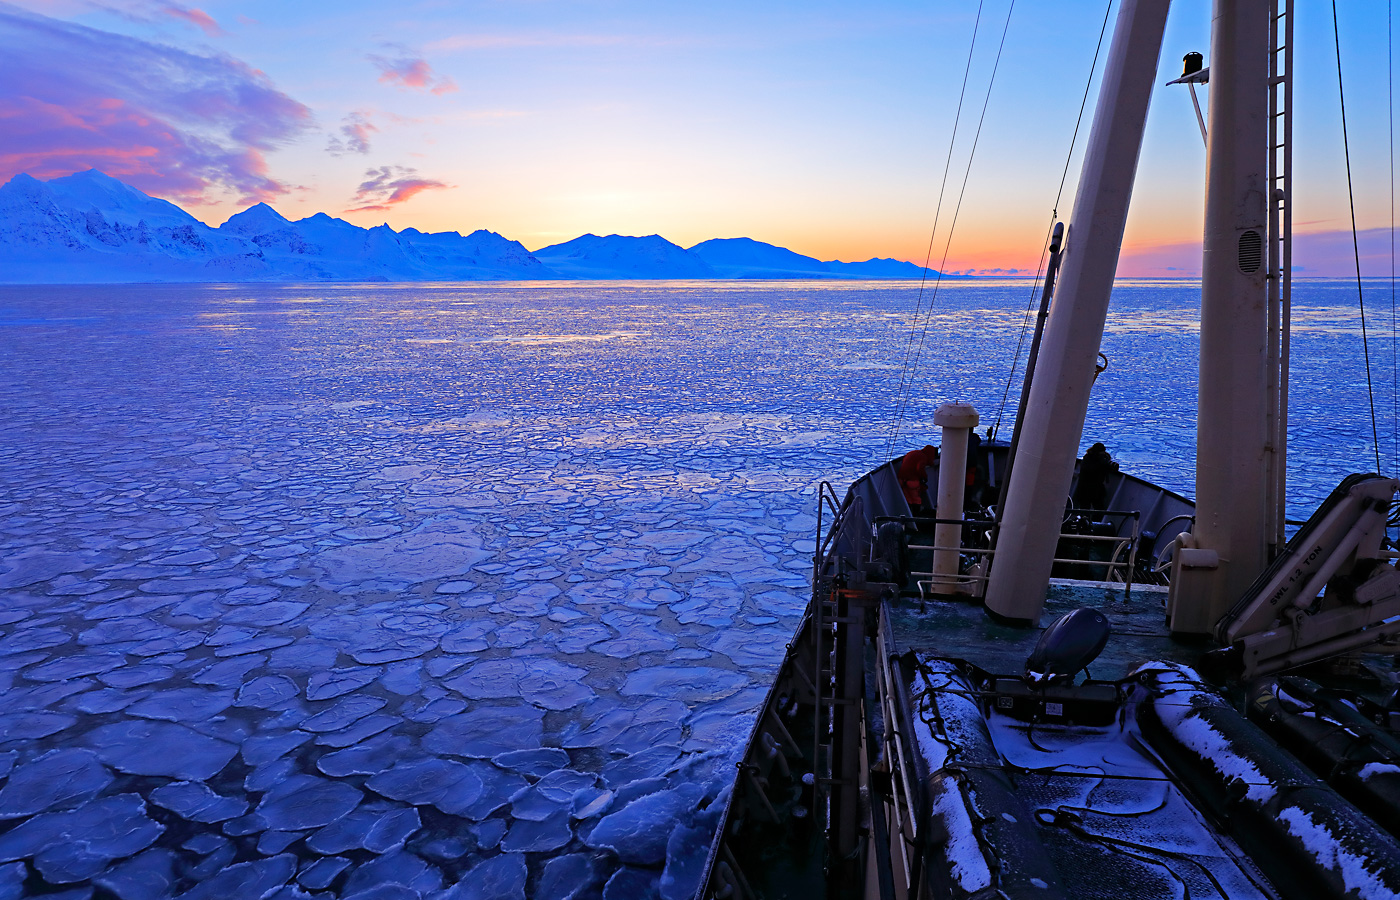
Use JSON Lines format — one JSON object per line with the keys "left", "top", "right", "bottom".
{"left": 905, "top": 655, "right": 1273, "bottom": 897}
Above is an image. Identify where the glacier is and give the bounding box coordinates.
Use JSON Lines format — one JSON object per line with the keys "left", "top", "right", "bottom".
{"left": 0, "top": 170, "right": 930, "bottom": 283}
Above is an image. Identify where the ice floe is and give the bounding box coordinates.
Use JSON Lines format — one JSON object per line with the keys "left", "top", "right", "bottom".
{"left": 603, "top": 867, "right": 660, "bottom": 900}
{"left": 585, "top": 783, "right": 706, "bottom": 865}
{"left": 173, "top": 855, "right": 296, "bottom": 900}
{"left": 307, "top": 804, "right": 420, "bottom": 855}
{"left": 315, "top": 526, "right": 490, "bottom": 587}
{"left": 445, "top": 657, "right": 594, "bottom": 710}
{"left": 127, "top": 688, "right": 234, "bottom": 722}
{"left": 87, "top": 721, "right": 237, "bottom": 780}
{"left": 620, "top": 665, "right": 746, "bottom": 702}
{"left": 0, "top": 794, "right": 163, "bottom": 883}
{"left": 434, "top": 853, "right": 526, "bottom": 900}
{"left": 366, "top": 759, "right": 482, "bottom": 815}
{"left": 0, "top": 711, "right": 76, "bottom": 742}
{"left": 0, "top": 749, "right": 112, "bottom": 818}
{"left": 500, "top": 809, "right": 573, "bottom": 852}
{"left": 316, "top": 735, "right": 411, "bottom": 777}
{"left": 0, "top": 283, "right": 907, "bottom": 898}
{"left": 493, "top": 748, "right": 569, "bottom": 777}
{"left": 537, "top": 853, "right": 599, "bottom": 900}
{"left": 423, "top": 707, "right": 543, "bottom": 759}
{"left": 149, "top": 782, "right": 247, "bottom": 823}
{"left": 191, "top": 655, "right": 265, "bottom": 688}
{"left": 341, "top": 850, "right": 442, "bottom": 896}
{"left": 256, "top": 776, "right": 363, "bottom": 830}
{"left": 94, "top": 847, "right": 178, "bottom": 900}
{"left": 298, "top": 856, "right": 351, "bottom": 890}
{"left": 660, "top": 822, "right": 711, "bottom": 900}
{"left": 302, "top": 696, "right": 387, "bottom": 733}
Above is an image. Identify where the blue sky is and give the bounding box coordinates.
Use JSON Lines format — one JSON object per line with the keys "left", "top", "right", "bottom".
{"left": 2, "top": 0, "right": 1397, "bottom": 274}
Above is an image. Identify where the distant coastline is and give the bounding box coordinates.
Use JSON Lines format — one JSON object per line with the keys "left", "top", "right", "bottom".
{"left": 0, "top": 170, "right": 936, "bottom": 285}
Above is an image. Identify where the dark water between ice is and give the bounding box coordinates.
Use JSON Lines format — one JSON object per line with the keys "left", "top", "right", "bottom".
{"left": 0, "top": 279, "right": 1393, "bottom": 899}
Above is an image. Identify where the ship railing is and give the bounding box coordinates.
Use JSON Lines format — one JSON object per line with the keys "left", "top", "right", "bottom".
{"left": 912, "top": 557, "right": 992, "bottom": 596}
{"left": 1046, "top": 507, "right": 1143, "bottom": 595}
{"left": 906, "top": 536, "right": 995, "bottom": 596}
{"left": 813, "top": 481, "right": 849, "bottom": 580}
{"left": 870, "top": 514, "right": 998, "bottom": 597}
{"left": 883, "top": 509, "right": 1144, "bottom": 597}
{"left": 1050, "top": 533, "right": 1134, "bottom": 576}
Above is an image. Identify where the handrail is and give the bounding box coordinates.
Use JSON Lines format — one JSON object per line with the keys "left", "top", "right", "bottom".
{"left": 1059, "top": 507, "right": 1142, "bottom": 523}
{"left": 831, "top": 496, "right": 1159, "bottom": 593}
{"left": 814, "top": 481, "right": 847, "bottom": 578}
{"left": 873, "top": 514, "right": 998, "bottom": 528}
{"left": 910, "top": 508, "right": 1147, "bottom": 596}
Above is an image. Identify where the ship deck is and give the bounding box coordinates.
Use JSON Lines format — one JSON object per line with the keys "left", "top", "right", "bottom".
{"left": 884, "top": 580, "right": 1208, "bottom": 681}
{"left": 886, "top": 579, "right": 1399, "bottom": 697}
{"left": 876, "top": 582, "right": 1400, "bottom": 899}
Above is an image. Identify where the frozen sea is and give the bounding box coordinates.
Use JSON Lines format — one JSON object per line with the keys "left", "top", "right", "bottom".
{"left": 0, "top": 278, "right": 1395, "bottom": 900}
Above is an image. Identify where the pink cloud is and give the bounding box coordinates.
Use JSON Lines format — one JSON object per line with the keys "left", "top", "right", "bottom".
{"left": 347, "top": 165, "right": 450, "bottom": 212}
{"left": 327, "top": 110, "right": 378, "bottom": 155}
{"left": 0, "top": 5, "right": 310, "bottom": 204}
{"left": 160, "top": 4, "right": 223, "bottom": 37}
{"left": 369, "top": 53, "right": 458, "bottom": 95}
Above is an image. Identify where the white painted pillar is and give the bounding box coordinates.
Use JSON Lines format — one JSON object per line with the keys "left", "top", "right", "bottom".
{"left": 1168, "top": 0, "right": 1271, "bottom": 635}
{"left": 984, "top": 0, "right": 1171, "bottom": 625}
{"left": 932, "top": 403, "right": 979, "bottom": 586}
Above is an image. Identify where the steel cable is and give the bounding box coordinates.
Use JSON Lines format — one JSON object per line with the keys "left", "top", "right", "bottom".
{"left": 884, "top": 2, "right": 987, "bottom": 463}
{"left": 887, "top": 0, "right": 1017, "bottom": 456}
{"left": 1333, "top": 0, "right": 1384, "bottom": 473}
{"left": 991, "top": 0, "right": 1116, "bottom": 442}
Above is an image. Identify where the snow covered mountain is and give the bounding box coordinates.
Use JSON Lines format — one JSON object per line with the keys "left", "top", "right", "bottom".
{"left": 0, "top": 171, "right": 927, "bottom": 283}
{"left": 0, "top": 171, "right": 555, "bottom": 283}
{"left": 829, "top": 257, "right": 930, "bottom": 278}
{"left": 689, "top": 237, "right": 932, "bottom": 279}
{"left": 532, "top": 234, "right": 717, "bottom": 279}
{"left": 0, "top": 171, "right": 268, "bottom": 282}
{"left": 688, "top": 237, "right": 831, "bottom": 278}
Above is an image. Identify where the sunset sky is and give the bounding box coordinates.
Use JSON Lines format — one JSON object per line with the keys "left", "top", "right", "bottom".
{"left": 2, "top": 0, "right": 1397, "bottom": 275}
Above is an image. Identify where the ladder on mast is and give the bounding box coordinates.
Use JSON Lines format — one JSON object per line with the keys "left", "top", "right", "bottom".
{"left": 1265, "top": 0, "right": 1294, "bottom": 559}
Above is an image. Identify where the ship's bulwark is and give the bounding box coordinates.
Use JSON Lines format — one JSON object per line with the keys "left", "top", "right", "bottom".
{"left": 0, "top": 279, "right": 1390, "bottom": 897}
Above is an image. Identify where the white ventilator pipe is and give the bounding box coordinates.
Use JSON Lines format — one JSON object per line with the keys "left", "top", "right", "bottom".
{"left": 984, "top": 0, "right": 1171, "bottom": 625}
{"left": 932, "top": 403, "right": 979, "bottom": 587}
{"left": 1168, "top": 0, "right": 1271, "bottom": 635}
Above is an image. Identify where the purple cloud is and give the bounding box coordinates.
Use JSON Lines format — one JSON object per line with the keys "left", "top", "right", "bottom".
{"left": 348, "top": 165, "right": 450, "bottom": 212}
{"left": 369, "top": 53, "right": 457, "bottom": 95}
{"left": 0, "top": 5, "right": 310, "bottom": 203}
{"left": 327, "top": 110, "right": 378, "bottom": 156}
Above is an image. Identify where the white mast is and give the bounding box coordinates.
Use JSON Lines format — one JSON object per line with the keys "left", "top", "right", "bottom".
{"left": 1168, "top": 0, "right": 1272, "bottom": 634}
{"left": 984, "top": 0, "right": 1171, "bottom": 624}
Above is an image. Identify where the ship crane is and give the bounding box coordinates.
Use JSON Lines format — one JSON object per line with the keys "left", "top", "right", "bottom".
{"left": 1210, "top": 473, "right": 1400, "bottom": 678}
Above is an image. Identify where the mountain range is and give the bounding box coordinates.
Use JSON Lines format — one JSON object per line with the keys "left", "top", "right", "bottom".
{"left": 0, "top": 171, "right": 932, "bottom": 283}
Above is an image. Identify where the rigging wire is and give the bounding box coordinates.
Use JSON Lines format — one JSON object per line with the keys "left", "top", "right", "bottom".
{"left": 887, "top": 0, "right": 1017, "bottom": 456}
{"left": 1391, "top": 0, "right": 1398, "bottom": 473}
{"left": 884, "top": 2, "right": 987, "bottom": 463}
{"left": 1332, "top": 0, "right": 1384, "bottom": 473}
{"left": 990, "top": 0, "right": 1116, "bottom": 441}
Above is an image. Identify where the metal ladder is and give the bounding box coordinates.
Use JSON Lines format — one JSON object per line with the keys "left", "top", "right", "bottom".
{"left": 1265, "top": 0, "right": 1294, "bottom": 559}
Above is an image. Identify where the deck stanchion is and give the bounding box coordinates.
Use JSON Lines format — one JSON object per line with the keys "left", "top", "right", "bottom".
{"left": 931, "top": 402, "right": 979, "bottom": 592}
